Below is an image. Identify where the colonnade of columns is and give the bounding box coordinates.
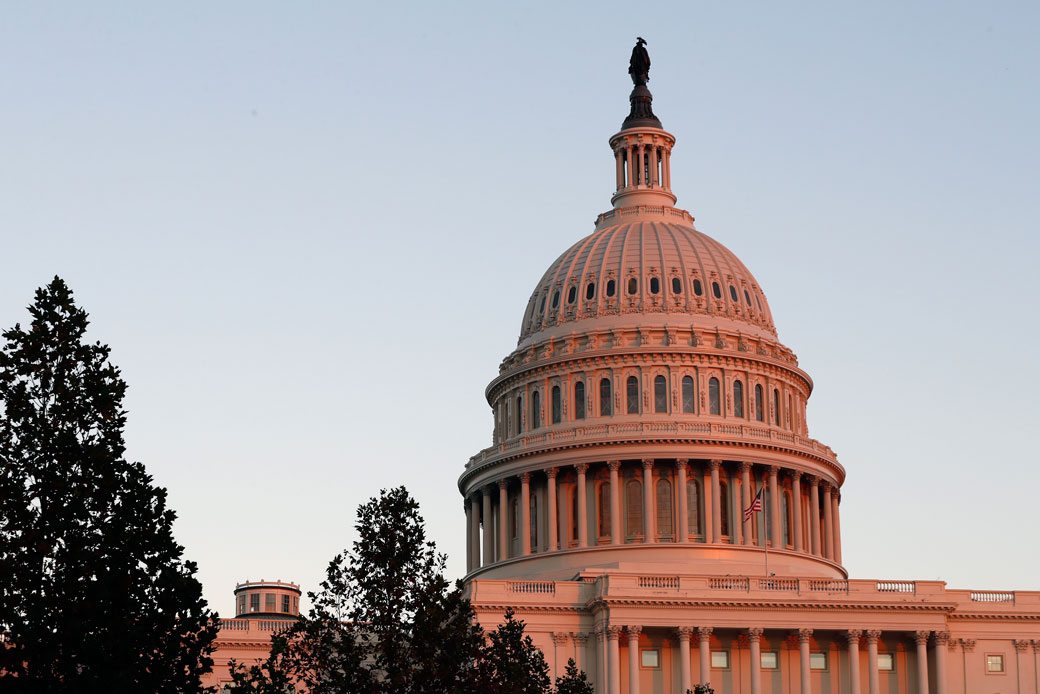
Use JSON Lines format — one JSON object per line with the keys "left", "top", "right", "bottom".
{"left": 592, "top": 625, "right": 949, "bottom": 694}
{"left": 614, "top": 141, "right": 671, "bottom": 192}
{"left": 464, "top": 458, "right": 842, "bottom": 572}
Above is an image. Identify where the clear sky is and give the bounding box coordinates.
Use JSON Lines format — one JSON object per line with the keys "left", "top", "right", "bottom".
{"left": 2, "top": 2, "right": 1038, "bottom": 615}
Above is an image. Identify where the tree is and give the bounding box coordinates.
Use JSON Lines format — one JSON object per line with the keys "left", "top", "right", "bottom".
{"left": 0, "top": 277, "right": 217, "bottom": 693}
{"left": 552, "top": 658, "right": 594, "bottom": 694}
{"left": 469, "top": 607, "right": 551, "bottom": 694}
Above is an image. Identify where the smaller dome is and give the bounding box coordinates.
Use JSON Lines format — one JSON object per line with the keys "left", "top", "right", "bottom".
{"left": 518, "top": 216, "right": 776, "bottom": 348}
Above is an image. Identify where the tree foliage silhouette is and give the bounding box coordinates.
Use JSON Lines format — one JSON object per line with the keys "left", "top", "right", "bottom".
{"left": 0, "top": 277, "right": 217, "bottom": 693}
{"left": 553, "top": 658, "right": 594, "bottom": 694}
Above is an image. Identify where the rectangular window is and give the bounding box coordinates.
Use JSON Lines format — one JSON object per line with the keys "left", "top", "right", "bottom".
{"left": 281, "top": 595, "right": 290, "bottom": 613}
{"left": 711, "top": 651, "right": 729, "bottom": 669}
{"left": 265, "top": 593, "right": 276, "bottom": 612}
{"left": 249, "top": 594, "right": 259, "bottom": 612}
{"left": 237, "top": 595, "right": 246, "bottom": 615}
{"left": 810, "top": 652, "right": 827, "bottom": 670}
{"left": 986, "top": 654, "right": 1005, "bottom": 673}
{"left": 761, "top": 651, "right": 778, "bottom": 669}
{"left": 878, "top": 654, "right": 894, "bottom": 671}
{"left": 641, "top": 649, "right": 660, "bottom": 668}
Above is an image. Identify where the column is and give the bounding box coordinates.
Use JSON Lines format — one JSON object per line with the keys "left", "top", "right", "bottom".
{"left": 642, "top": 459, "right": 655, "bottom": 543}
{"left": 934, "top": 631, "right": 949, "bottom": 694}
{"left": 615, "top": 150, "right": 624, "bottom": 190}
{"left": 710, "top": 460, "right": 722, "bottom": 543}
{"left": 607, "top": 626, "right": 622, "bottom": 694}
{"left": 769, "top": 465, "right": 781, "bottom": 548}
{"left": 573, "top": 632, "right": 587, "bottom": 672}
{"left": 498, "top": 479, "right": 508, "bottom": 561}
{"left": 596, "top": 628, "right": 607, "bottom": 693}
{"left": 809, "top": 476, "right": 821, "bottom": 556}
{"left": 733, "top": 468, "right": 743, "bottom": 546}
{"left": 915, "top": 631, "right": 930, "bottom": 694}
{"left": 832, "top": 489, "right": 843, "bottom": 564}
{"left": 792, "top": 471, "right": 804, "bottom": 552}
{"left": 465, "top": 500, "right": 473, "bottom": 572}
{"left": 676, "top": 460, "right": 689, "bottom": 543}
{"left": 608, "top": 461, "right": 622, "bottom": 544}
{"left": 847, "top": 630, "right": 862, "bottom": 694}
{"left": 627, "top": 626, "right": 642, "bottom": 694}
{"left": 822, "top": 483, "right": 834, "bottom": 560}
{"left": 649, "top": 146, "right": 659, "bottom": 186}
{"left": 482, "top": 487, "right": 493, "bottom": 566}
{"left": 866, "top": 630, "right": 881, "bottom": 694}
{"left": 749, "top": 627, "right": 764, "bottom": 694}
{"left": 677, "top": 627, "right": 693, "bottom": 694}
{"left": 702, "top": 464, "right": 713, "bottom": 544}
{"left": 552, "top": 632, "right": 569, "bottom": 676}
{"left": 799, "top": 628, "right": 812, "bottom": 694}
{"left": 628, "top": 145, "right": 638, "bottom": 187}
{"left": 575, "top": 463, "right": 588, "bottom": 548}
{"left": 698, "top": 627, "right": 713, "bottom": 686}
{"left": 520, "top": 473, "right": 531, "bottom": 555}
{"left": 741, "top": 462, "right": 753, "bottom": 545}
{"left": 663, "top": 148, "right": 671, "bottom": 188}
{"left": 469, "top": 495, "right": 481, "bottom": 569}
{"left": 547, "top": 468, "right": 559, "bottom": 552}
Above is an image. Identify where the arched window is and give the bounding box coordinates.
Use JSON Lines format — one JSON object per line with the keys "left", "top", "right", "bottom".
{"left": 530, "top": 494, "right": 538, "bottom": 548}
{"left": 551, "top": 385, "right": 562, "bottom": 425}
{"left": 586, "top": 282, "right": 596, "bottom": 300}
{"left": 733, "top": 380, "right": 745, "bottom": 418}
{"left": 672, "top": 277, "right": 682, "bottom": 294}
{"left": 656, "top": 479, "right": 673, "bottom": 538}
{"left": 627, "top": 277, "right": 638, "bottom": 295}
{"left": 567, "top": 286, "right": 576, "bottom": 304}
{"left": 598, "top": 482, "right": 611, "bottom": 538}
{"left": 693, "top": 279, "right": 703, "bottom": 296}
{"left": 649, "top": 277, "right": 660, "bottom": 294}
{"left": 626, "top": 376, "right": 639, "bottom": 414}
{"left": 709, "top": 377, "right": 721, "bottom": 415}
{"left": 719, "top": 480, "right": 730, "bottom": 536}
{"left": 599, "top": 378, "right": 612, "bottom": 416}
{"left": 551, "top": 290, "right": 560, "bottom": 308}
{"left": 654, "top": 375, "right": 667, "bottom": 413}
{"left": 755, "top": 384, "right": 764, "bottom": 422}
{"left": 606, "top": 279, "right": 616, "bottom": 297}
{"left": 531, "top": 390, "right": 541, "bottom": 429}
{"left": 682, "top": 376, "right": 695, "bottom": 413}
{"left": 687, "top": 479, "right": 700, "bottom": 536}
{"left": 773, "top": 389, "right": 781, "bottom": 425}
{"left": 625, "top": 479, "right": 642, "bottom": 538}
{"left": 516, "top": 396, "right": 522, "bottom": 434}
{"left": 712, "top": 282, "right": 722, "bottom": 299}
{"left": 574, "top": 381, "right": 586, "bottom": 420}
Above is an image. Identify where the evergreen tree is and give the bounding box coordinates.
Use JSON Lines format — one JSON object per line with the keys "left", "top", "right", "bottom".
{"left": 553, "top": 658, "right": 594, "bottom": 694}
{"left": 0, "top": 278, "right": 217, "bottom": 693}
{"left": 469, "top": 607, "right": 551, "bottom": 694}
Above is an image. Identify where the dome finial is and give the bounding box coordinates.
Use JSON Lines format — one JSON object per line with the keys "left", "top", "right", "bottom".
{"left": 623, "top": 38, "right": 662, "bottom": 129}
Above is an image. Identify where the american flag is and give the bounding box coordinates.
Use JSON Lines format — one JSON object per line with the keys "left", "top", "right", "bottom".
{"left": 743, "top": 488, "right": 763, "bottom": 522}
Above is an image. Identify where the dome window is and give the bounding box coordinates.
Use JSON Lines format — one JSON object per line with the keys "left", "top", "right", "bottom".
{"left": 574, "top": 381, "right": 586, "bottom": 420}
{"left": 756, "top": 295, "right": 762, "bottom": 311}
{"left": 531, "top": 390, "right": 542, "bottom": 429}
{"left": 626, "top": 376, "right": 639, "bottom": 414}
{"left": 729, "top": 285, "right": 738, "bottom": 302}
{"left": 712, "top": 282, "right": 722, "bottom": 299}
{"left": 649, "top": 277, "right": 660, "bottom": 294}
{"left": 733, "top": 380, "right": 745, "bottom": 418}
{"left": 708, "top": 377, "right": 720, "bottom": 415}
{"left": 681, "top": 376, "right": 695, "bottom": 413}
{"left": 755, "top": 385, "right": 764, "bottom": 422}
{"left": 606, "top": 279, "right": 616, "bottom": 297}
{"left": 551, "top": 290, "right": 560, "bottom": 308}
{"left": 567, "top": 286, "right": 576, "bottom": 304}
{"left": 672, "top": 277, "right": 682, "bottom": 294}
{"left": 627, "top": 278, "right": 638, "bottom": 295}
{"left": 585, "top": 282, "right": 595, "bottom": 300}
{"left": 693, "top": 279, "right": 703, "bottom": 296}
{"left": 551, "top": 385, "right": 562, "bottom": 424}
{"left": 653, "top": 375, "right": 667, "bottom": 413}
{"left": 599, "top": 378, "right": 613, "bottom": 416}
{"left": 539, "top": 295, "right": 546, "bottom": 313}
{"left": 744, "top": 290, "right": 751, "bottom": 305}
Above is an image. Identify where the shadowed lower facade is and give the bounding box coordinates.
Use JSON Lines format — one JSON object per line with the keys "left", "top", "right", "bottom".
{"left": 457, "top": 41, "right": 1040, "bottom": 694}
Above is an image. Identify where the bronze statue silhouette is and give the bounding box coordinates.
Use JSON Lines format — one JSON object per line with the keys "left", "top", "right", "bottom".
{"left": 629, "top": 37, "right": 650, "bottom": 86}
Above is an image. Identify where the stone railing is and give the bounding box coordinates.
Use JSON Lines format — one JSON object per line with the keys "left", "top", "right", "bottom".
{"left": 969, "top": 591, "right": 1015, "bottom": 604}
{"left": 639, "top": 575, "right": 680, "bottom": 589}
{"left": 508, "top": 581, "right": 556, "bottom": 595}
{"left": 218, "top": 619, "right": 296, "bottom": 634}
{"left": 467, "top": 422, "right": 838, "bottom": 470}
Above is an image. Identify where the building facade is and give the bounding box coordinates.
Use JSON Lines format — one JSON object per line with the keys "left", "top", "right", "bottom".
{"left": 457, "top": 44, "right": 1040, "bottom": 694}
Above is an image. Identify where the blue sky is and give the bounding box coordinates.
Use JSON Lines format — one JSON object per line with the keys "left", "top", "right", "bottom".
{"left": 2, "top": 2, "right": 1037, "bottom": 614}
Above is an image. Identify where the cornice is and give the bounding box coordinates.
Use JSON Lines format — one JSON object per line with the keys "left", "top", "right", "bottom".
{"left": 584, "top": 597, "right": 957, "bottom": 613}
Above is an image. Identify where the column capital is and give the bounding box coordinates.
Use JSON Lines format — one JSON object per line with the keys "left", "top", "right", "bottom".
{"left": 865, "top": 629, "right": 882, "bottom": 644}
{"left": 572, "top": 632, "right": 590, "bottom": 645}
{"left": 768, "top": 464, "right": 779, "bottom": 478}
{"left": 574, "top": 462, "right": 589, "bottom": 474}
{"left": 960, "top": 638, "right": 975, "bottom": 652}
{"left": 697, "top": 626, "right": 714, "bottom": 640}
{"left": 808, "top": 474, "right": 821, "bottom": 487}
{"left": 551, "top": 632, "right": 570, "bottom": 646}
{"left": 1032, "top": 640, "right": 1040, "bottom": 653}
{"left": 914, "top": 630, "right": 930, "bottom": 646}
{"left": 606, "top": 625, "right": 624, "bottom": 640}
{"left": 933, "top": 631, "right": 950, "bottom": 645}
{"left": 497, "top": 478, "right": 508, "bottom": 490}
{"left": 790, "top": 469, "right": 802, "bottom": 481}
{"left": 608, "top": 460, "right": 621, "bottom": 471}
{"left": 677, "top": 626, "right": 695, "bottom": 639}
{"left": 798, "top": 628, "right": 813, "bottom": 643}
{"left": 521, "top": 471, "right": 531, "bottom": 483}
{"left": 709, "top": 459, "right": 722, "bottom": 471}
{"left": 627, "top": 625, "right": 642, "bottom": 638}
{"left": 846, "top": 629, "right": 862, "bottom": 643}
{"left": 747, "top": 627, "right": 764, "bottom": 640}
{"left": 594, "top": 627, "right": 606, "bottom": 641}
{"left": 676, "top": 458, "right": 689, "bottom": 470}
{"left": 740, "top": 460, "right": 752, "bottom": 473}
{"left": 641, "top": 458, "right": 654, "bottom": 470}
{"left": 1013, "top": 639, "right": 1030, "bottom": 652}
{"left": 546, "top": 466, "right": 558, "bottom": 479}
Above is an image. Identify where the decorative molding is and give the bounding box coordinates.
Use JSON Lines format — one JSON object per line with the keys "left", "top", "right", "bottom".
{"left": 865, "top": 630, "right": 882, "bottom": 644}
{"left": 846, "top": 629, "right": 862, "bottom": 644}
{"left": 697, "top": 626, "right": 714, "bottom": 640}
{"left": 574, "top": 463, "right": 588, "bottom": 474}
{"left": 606, "top": 625, "right": 624, "bottom": 639}
{"left": 747, "top": 627, "right": 764, "bottom": 640}
{"left": 626, "top": 625, "right": 642, "bottom": 639}
{"left": 608, "top": 460, "right": 620, "bottom": 472}
{"left": 677, "top": 626, "right": 695, "bottom": 639}
{"left": 546, "top": 467, "right": 558, "bottom": 479}
{"left": 914, "top": 630, "right": 930, "bottom": 646}
{"left": 798, "top": 628, "right": 813, "bottom": 643}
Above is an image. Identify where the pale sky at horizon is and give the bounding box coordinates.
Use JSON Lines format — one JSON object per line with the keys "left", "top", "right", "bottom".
{"left": 2, "top": 2, "right": 1038, "bottom": 615}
